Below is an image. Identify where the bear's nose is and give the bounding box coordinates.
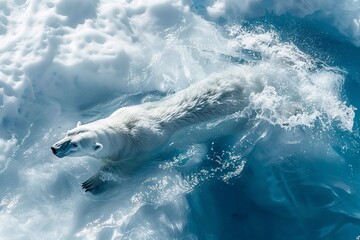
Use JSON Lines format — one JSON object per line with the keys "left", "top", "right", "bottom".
{"left": 51, "top": 146, "right": 57, "bottom": 154}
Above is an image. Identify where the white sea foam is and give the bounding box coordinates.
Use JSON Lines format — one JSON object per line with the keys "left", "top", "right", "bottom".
{"left": 224, "top": 26, "right": 355, "bottom": 130}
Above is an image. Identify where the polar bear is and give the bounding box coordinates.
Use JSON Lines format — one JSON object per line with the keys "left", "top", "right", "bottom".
{"left": 51, "top": 68, "right": 263, "bottom": 192}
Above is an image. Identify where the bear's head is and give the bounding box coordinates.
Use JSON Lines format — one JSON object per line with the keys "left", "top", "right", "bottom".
{"left": 51, "top": 122, "right": 103, "bottom": 158}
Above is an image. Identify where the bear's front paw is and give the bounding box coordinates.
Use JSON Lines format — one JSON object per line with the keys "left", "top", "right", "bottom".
{"left": 82, "top": 174, "right": 101, "bottom": 193}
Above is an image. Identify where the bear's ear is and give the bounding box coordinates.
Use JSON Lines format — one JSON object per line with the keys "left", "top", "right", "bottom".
{"left": 94, "top": 142, "right": 103, "bottom": 152}
{"left": 77, "top": 121, "right": 82, "bottom": 127}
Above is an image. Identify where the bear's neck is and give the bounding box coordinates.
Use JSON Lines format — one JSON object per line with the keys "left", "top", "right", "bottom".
{"left": 94, "top": 125, "right": 131, "bottom": 161}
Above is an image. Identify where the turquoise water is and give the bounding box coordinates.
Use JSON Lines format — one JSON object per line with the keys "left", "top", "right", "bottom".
{"left": 187, "top": 8, "right": 360, "bottom": 239}
{"left": 187, "top": 11, "right": 360, "bottom": 240}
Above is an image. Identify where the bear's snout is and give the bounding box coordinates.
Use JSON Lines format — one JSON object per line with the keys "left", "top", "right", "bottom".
{"left": 51, "top": 140, "right": 72, "bottom": 158}
{"left": 51, "top": 146, "right": 57, "bottom": 154}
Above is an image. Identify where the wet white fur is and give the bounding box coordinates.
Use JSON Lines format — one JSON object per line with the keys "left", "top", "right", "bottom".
{"left": 60, "top": 68, "right": 263, "bottom": 163}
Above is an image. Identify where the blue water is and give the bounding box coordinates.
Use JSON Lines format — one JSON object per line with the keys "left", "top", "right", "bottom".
{"left": 197, "top": 16, "right": 360, "bottom": 240}
{"left": 187, "top": 15, "right": 360, "bottom": 240}
{"left": 1, "top": 1, "right": 360, "bottom": 239}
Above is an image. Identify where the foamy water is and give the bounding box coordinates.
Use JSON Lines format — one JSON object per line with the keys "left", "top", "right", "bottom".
{"left": 0, "top": 0, "right": 359, "bottom": 239}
